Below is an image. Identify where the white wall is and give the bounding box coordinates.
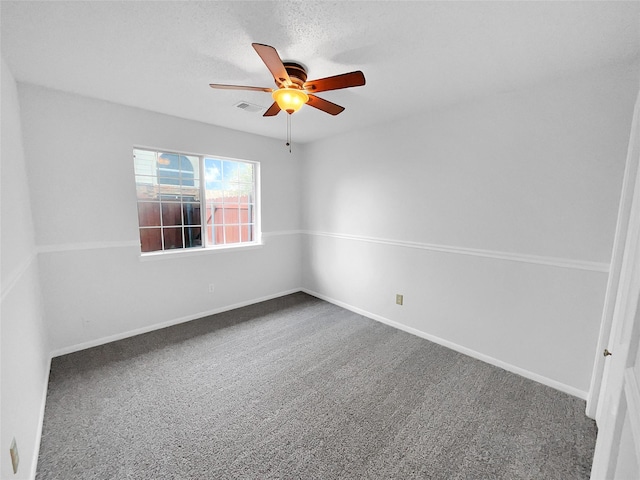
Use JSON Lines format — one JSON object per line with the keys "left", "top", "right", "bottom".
{"left": 301, "top": 60, "right": 640, "bottom": 397}
{"left": 18, "top": 84, "right": 302, "bottom": 354}
{"left": 1, "top": 58, "right": 50, "bottom": 480}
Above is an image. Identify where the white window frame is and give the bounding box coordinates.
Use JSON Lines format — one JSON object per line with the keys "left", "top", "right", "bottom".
{"left": 133, "top": 147, "right": 262, "bottom": 258}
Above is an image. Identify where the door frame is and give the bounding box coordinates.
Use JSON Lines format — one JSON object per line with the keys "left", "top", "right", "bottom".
{"left": 587, "top": 87, "right": 640, "bottom": 421}
{"left": 589, "top": 167, "right": 640, "bottom": 477}
{"left": 588, "top": 85, "right": 640, "bottom": 476}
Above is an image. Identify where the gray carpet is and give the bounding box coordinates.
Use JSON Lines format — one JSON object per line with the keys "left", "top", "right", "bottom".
{"left": 36, "top": 292, "right": 596, "bottom": 479}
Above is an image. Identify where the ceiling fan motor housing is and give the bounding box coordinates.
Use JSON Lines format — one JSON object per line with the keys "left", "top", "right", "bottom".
{"left": 283, "top": 62, "right": 307, "bottom": 89}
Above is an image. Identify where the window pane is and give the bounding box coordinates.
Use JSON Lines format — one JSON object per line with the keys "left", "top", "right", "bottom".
{"left": 138, "top": 202, "right": 160, "bottom": 227}
{"left": 180, "top": 184, "right": 200, "bottom": 202}
{"left": 241, "top": 224, "right": 254, "bottom": 242}
{"left": 185, "top": 227, "right": 202, "bottom": 248}
{"left": 135, "top": 174, "right": 156, "bottom": 185}
{"left": 204, "top": 204, "right": 213, "bottom": 226}
{"left": 214, "top": 225, "right": 225, "bottom": 244}
{"left": 136, "top": 176, "right": 159, "bottom": 200}
{"left": 161, "top": 203, "right": 182, "bottom": 226}
{"left": 134, "top": 149, "right": 157, "bottom": 176}
{"left": 158, "top": 185, "right": 182, "bottom": 202}
{"left": 182, "top": 203, "right": 201, "bottom": 226}
{"left": 205, "top": 158, "right": 222, "bottom": 182}
{"left": 163, "top": 227, "right": 184, "bottom": 250}
{"left": 239, "top": 205, "right": 252, "bottom": 223}
{"left": 140, "top": 228, "right": 162, "bottom": 252}
{"left": 247, "top": 204, "right": 255, "bottom": 223}
{"left": 224, "top": 225, "right": 241, "bottom": 244}
{"left": 237, "top": 183, "right": 253, "bottom": 199}
{"left": 157, "top": 176, "right": 181, "bottom": 187}
{"left": 237, "top": 162, "right": 253, "bottom": 183}
{"left": 157, "top": 153, "right": 183, "bottom": 186}
{"left": 206, "top": 182, "right": 224, "bottom": 201}
{"left": 223, "top": 206, "right": 239, "bottom": 224}
{"left": 223, "top": 186, "right": 240, "bottom": 201}
{"left": 209, "top": 204, "right": 224, "bottom": 226}
{"left": 222, "top": 160, "right": 239, "bottom": 182}
{"left": 206, "top": 226, "right": 214, "bottom": 245}
{"left": 182, "top": 155, "right": 200, "bottom": 182}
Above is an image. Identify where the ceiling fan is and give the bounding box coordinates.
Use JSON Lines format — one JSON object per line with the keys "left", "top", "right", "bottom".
{"left": 209, "top": 43, "right": 366, "bottom": 116}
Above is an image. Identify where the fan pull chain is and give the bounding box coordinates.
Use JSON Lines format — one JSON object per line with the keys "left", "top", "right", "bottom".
{"left": 286, "top": 114, "right": 292, "bottom": 153}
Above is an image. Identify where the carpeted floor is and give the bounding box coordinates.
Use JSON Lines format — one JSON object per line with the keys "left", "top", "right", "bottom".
{"left": 36, "top": 292, "right": 596, "bottom": 479}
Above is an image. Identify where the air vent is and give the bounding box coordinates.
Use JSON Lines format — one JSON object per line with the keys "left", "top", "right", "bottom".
{"left": 234, "top": 101, "right": 265, "bottom": 113}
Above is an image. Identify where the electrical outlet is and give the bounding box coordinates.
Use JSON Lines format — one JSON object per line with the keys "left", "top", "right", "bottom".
{"left": 208, "top": 284, "right": 215, "bottom": 294}
{"left": 10, "top": 437, "right": 19, "bottom": 474}
{"left": 396, "top": 294, "right": 403, "bottom": 306}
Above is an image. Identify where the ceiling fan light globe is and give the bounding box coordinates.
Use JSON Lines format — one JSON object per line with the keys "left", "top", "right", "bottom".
{"left": 272, "top": 88, "right": 309, "bottom": 114}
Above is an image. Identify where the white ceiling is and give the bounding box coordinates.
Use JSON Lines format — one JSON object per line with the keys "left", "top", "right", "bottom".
{"left": 2, "top": 1, "right": 639, "bottom": 143}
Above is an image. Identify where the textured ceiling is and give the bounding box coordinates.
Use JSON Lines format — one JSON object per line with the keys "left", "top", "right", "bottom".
{"left": 2, "top": 1, "right": 639, "bottom": 143}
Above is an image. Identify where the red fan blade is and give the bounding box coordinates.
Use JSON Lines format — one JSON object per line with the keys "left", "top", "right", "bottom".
{"left": 263, "top": 102, "right": 281, "bottom": 117}
{"left": 306, "top": 94, "right": 345, "bottom": 115}
{"left": 304, "top": 71, "right": 365, "bottom": 93}
{"left": 209, "top": 84, "right": 273, "bottom": 93}
{"left": 252, "top": 43, "right": 292, "bottom": 88}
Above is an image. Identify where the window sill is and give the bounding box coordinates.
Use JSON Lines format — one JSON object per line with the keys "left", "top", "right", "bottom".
{"left": 139, "top": 241, "right": 264, "bottom": 261}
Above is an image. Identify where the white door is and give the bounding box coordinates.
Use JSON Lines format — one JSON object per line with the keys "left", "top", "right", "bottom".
{"left": 590, "top": 90, "right": 640, "bottom": 479}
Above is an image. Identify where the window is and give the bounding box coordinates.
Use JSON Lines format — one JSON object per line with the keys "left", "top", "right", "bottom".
{"left": 133, "top": 148, "right": 259, "bottom": 253}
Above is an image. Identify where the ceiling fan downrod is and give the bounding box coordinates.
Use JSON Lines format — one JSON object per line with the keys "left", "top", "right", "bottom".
{"left": 286, "top": 114, "right": 292, "bottom": 153}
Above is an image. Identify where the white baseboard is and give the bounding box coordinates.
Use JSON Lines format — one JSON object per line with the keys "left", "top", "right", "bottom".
{"left": 49, "top": 286, "right": 588, "bottom": 400}
{"left": 301, "top": 288, "right": 588, "bottom": 400}
{"left": 50, "top": 288, "right": 302, "bottom": 358}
